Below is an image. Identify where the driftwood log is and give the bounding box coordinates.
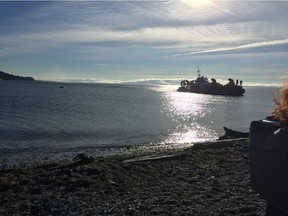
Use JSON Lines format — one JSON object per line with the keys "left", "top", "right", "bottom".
{"left": 43, "top": 154, "right": 94, "bottom": 170}
{"left": 219, "top": 127, "right": 249, "bottom": 140}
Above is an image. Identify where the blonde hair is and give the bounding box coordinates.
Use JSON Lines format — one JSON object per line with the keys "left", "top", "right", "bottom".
{"left": 272, "top": 82, "right": 288, "bottom": 121}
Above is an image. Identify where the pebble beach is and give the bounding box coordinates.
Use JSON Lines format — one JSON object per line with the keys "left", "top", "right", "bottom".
{"left": 0, "top": 138, "right": 266, "bottom": 215}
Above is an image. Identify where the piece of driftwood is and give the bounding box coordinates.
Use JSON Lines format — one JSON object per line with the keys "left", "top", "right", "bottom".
{"left": 45, "top": 154, "right": 94, "bottom": 170}
{"left": 123, "top": 154, "right": 177, "bottom": 163}
{"left": 219, "top": 127, "right": 249, "bottom": 140}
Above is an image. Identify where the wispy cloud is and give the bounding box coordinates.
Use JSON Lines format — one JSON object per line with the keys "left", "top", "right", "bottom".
{"left": 163, "top": 39, "right": 288, "bottom": 58}
{"left": 0, "top": 1, "right": 288, "bottom": 84}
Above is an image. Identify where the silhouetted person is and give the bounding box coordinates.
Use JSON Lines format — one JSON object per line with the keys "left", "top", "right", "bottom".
{"left": 249, "top": 81, "right": 288, "bottom": 216}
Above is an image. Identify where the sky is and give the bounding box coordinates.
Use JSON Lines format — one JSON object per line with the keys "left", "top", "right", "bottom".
{"left": 1, "top": 0, "right": 288, "bottom": 86}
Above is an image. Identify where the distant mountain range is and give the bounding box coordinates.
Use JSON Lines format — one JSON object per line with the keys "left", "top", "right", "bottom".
{"left": 0, "top": 71, "right": 34, "bottom": 81}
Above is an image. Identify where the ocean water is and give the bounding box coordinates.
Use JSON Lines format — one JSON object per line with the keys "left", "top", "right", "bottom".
{"left": 0, "top": 81, "right": 279, "bottom": 163}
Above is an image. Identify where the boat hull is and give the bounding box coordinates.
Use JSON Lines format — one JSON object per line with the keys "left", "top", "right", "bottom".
{"left": 177, "top": 86, "right": 245, "bottom": 96}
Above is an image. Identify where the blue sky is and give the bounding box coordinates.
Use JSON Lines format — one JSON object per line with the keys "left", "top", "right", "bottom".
{"left": 1, "top": 0, "right": 288, "bottom": 86}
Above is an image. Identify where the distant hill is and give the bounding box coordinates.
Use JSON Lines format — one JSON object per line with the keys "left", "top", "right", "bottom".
{"left": 0, "top": 71, "right": 34, "bottom": 81}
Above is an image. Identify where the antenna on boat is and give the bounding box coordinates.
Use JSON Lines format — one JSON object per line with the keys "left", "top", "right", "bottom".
{"left": 196, "top": 66, "right": 201, "bottom": 77}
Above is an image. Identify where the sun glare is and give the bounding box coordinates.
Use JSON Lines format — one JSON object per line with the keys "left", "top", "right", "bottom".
{"left": 181, "top": 0, "right": 214, "bottom": 8}
{"left": 160, "top": 91, "right": 216, "bottom": 144}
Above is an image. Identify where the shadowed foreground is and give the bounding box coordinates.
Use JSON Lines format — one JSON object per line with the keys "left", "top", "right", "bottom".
{"left": 0, "top": 139, "right": 265, "bottom": 215}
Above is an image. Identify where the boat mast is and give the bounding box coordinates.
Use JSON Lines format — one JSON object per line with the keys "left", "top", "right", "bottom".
{"left": 196, "top": 66, "right": 201, "bottom": 77}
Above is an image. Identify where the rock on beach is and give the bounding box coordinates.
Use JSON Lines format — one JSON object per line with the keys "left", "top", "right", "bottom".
{"left": 0, "top": 138, "right": 265, "bottom": 215}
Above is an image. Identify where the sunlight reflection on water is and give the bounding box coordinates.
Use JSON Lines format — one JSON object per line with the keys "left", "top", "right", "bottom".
{"left": 160, "top": 91, "right": 217, "bottom": 144}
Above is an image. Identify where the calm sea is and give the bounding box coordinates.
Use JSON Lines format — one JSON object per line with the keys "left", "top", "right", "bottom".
{"left": 0, "top": 81, "right": 280, "bottom": 164}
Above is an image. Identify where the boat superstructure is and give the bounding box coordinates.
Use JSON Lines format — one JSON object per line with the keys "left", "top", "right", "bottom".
{"left": 177, "top": 67, "right": 245, "bottom": 96}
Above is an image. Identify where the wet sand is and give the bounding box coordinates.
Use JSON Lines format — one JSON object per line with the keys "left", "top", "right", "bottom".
{"left": 0, "top": 138, "right": 265, "bottom": 215}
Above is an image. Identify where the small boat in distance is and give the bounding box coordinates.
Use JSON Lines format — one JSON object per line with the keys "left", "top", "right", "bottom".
{"left": 177, "top": 67, "right": 245, "bottom": 96}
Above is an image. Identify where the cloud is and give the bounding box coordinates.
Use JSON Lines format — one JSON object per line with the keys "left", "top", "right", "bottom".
{"left": 163, "top": 39, "right": 288, "bottom": 58}
{"left": 1, "top": 1, "right": 288, "bottom": 83}
{"left": 2, "top": 1, "right": 286, "bottom": 56}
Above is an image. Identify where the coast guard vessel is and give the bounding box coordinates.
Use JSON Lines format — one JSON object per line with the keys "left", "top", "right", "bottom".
{"left": 177, "top": 67, "right": 245, "bottom": 96}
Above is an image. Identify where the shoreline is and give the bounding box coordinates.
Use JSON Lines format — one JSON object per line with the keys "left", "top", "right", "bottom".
{"left": 0, "top": 138, "right": 242, "bottom": 166}
{"left": 0, "top": 138, "right": 266, "bottom": 215}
